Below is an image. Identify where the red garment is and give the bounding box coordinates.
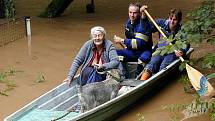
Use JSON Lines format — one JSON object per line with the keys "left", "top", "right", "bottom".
{"left": 89, "top": 48, "right": 104, "bottom": 66}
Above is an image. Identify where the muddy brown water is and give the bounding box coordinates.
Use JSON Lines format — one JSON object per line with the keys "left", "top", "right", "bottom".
{"left": 0, "top": 0, "right": 212, "bottom": 121}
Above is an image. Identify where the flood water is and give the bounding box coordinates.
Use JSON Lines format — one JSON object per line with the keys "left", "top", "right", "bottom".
{"left": 0, "top": 0, "right": 211, "bottom": 121}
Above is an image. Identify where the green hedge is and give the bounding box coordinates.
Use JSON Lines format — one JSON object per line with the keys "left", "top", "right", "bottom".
{"left": 0, "top": 0, "right": 15, "bottom": 18}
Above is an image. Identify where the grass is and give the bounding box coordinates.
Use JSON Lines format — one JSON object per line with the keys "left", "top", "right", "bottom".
{"left": 34, "top": 73, "right": 46, "bottom": 84}
{"left": 0, "top": 68, "right": 19, "bottom": 96}
{"left": 137, "top": 113, "right": 145, "bottom": 121}
{"left": 0, "top": 67, "right": 47, "bottom": 96}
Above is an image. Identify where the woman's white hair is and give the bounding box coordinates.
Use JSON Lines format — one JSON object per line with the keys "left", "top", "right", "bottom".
{"left": 90, "top": 26, "right": 106, "bottom": 37}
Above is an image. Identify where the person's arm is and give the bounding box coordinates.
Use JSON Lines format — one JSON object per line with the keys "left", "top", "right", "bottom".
{"left": 150, "top": 19, "right": 167, "bottom": 33}
{"left": 124, "top": 19, "right": 152, "bottom": 50}
{"left": 102, "top": 41, "right": 120, "bottom": 70}
{"left": 64, "top": 41, "right": 88, "bottom": 85}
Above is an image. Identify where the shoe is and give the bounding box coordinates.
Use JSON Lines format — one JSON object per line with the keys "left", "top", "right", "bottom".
{"left": 140, "top": 68, "right": 152, "bottom": 81}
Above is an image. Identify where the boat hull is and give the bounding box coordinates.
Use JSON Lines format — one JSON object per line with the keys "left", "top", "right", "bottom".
{"left": 4, "top": 48, "right": 194, "bottom": 121}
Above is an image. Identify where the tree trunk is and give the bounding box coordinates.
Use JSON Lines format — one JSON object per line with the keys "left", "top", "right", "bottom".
{"left": 0, "top": 0, "right": 5, "bottom": 18}
{"left": 0, "top": 0, "right": 15, "bottom": 18}
{"left": 39, "top": 0, "right": 74, "bottom": 18}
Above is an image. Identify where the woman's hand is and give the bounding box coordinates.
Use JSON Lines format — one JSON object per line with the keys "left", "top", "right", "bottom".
{"left": 63, "top": 77, "right": 73, "bottom": 86}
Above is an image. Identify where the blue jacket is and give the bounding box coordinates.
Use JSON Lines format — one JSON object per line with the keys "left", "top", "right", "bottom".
{"left": 67, "top": 39, "right": 120, "bottom": 82}
{"left": 124, "top": 17, "right": 153, "bottom": 51}
{"left": 152, "top": 19, "right": 189, "bottom": 53}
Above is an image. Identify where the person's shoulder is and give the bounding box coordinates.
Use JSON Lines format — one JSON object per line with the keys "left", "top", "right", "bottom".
{"left": 156, "top": 18, "right": 169, "bottom": 26}
{"left": 104, "top": 39, "right": 114, "bottom": 47}
{"left": 125, "top": 19, "right": 131, "bottom": 25}
{"left": 156, "top": 18, "right": 166, "bottom": 23}
{"left": 84, "top": 39, "right": 93, "bottom": 44}
{"left": 82, "top": 39, "right": 93, "bottom": 47}
{"left": 105, "top": 39, "right": 113, "bottom": 44}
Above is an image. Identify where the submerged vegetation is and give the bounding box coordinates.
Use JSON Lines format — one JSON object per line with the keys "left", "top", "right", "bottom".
{"left": 137, "top": 113, "right": 145, "bottom": 121}
{"left": 34, "top": 73, "right": 46, "bottom": 84}
{"left": 0, "top": 67, "right": 46, "bottom": 96}
{"left": 0, "top": 67, "right": 19, "bottom": 96}
{"left": 39, "top": 0, "right": 74, "bottom": 18}
{"left": 162, "top": 97, "right": 215, "bottom": 121}
{"left": 0, "top": 0, "right": 15, "bottom": 18}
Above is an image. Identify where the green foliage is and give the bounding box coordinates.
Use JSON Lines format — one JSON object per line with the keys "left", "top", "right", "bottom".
{"left": 35, "top": 73, "right": 46, "bottom": 83}
{"left": 0, "top": 67, "right": 18, "bottom": 82}
{"left": 39, "top": 0, "right": 62, "bottom": 18}
{"left": 162, "top": 98, "right": 215, "bottom": 120}
{"left": 178, "top": 60, "right": 190, "bottom": 71}
{"left": 163, "top": 97, "right": 215, "bottom": 121}
{"left": 185, "top": 0, "right": 214, "bottom": 36}
{"left": 207, "top": 38, "right": 215, "bottom": 45}
{"left": 180, "top": 0, "right": 215, "bottom": 69}
{"left": 162, "top": 103, "right": 188, "bottom": 112}
{"left": 178, "top": 74, "right": 190, "bottom": 85}
{"left": 207, "top": 73, "right": 215, "bottom": 80}
{"left": 137, "top": 113, "right": 145, "bottom": 121}
{"left": 0, "top": 91, "right": 8, "bottom": 96}
{"left": 182, "top": 98, "right": 209, "bottom": 121}
{"left": 201, "top": 53, "right": 215, "bottom": 69}
{"left": 3, "top": 0, "right": 15, "bottom": 18}
{"left": 170, "top": 114, "right": 180, "bottom": 121}
{"left": 162, "top": 103, "right": 187, "bottom": 121}
{"left": 0, "top": 68, "right": 19, "bottom": 96}
{"left": 211, "top": 112, "right": 215, "bottom": 121}
{"left": 39, "top": 0, "right": 74, "bottom": 18}
{"left": 0, "top": 72, "right": 7, "bottom": 82}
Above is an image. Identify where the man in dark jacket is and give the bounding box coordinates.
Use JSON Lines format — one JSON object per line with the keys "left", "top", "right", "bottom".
{"left": 114, "top": 3, "right": 153, "bottom": 78}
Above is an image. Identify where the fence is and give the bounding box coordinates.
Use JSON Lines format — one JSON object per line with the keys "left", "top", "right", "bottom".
{"left": 0, "top": 17, "right": 26, "bottom": 46}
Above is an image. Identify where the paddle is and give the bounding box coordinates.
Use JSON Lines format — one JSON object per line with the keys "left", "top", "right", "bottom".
{"left": 143, "top": 9, "right": 215, "bottom": 98}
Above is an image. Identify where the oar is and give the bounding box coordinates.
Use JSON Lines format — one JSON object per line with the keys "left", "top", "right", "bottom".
{"left": 143, "top": 9, "right": 215, "bottom": 97}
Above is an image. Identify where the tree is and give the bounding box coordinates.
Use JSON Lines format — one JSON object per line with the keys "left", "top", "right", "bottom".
{"left": 39, "top": 0, "right": 74, "bottom": 18}
{"left": 0, "top": 0, "right": 5, "bottom": 18}
{"left": 0, "top": 0, "right": 15, "bottom": 18}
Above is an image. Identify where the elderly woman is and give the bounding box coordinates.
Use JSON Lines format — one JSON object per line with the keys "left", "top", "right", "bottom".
{"left": 64, "top": 26, "right": 120, "bottom": 86}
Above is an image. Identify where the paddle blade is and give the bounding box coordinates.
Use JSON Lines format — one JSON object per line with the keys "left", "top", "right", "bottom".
{"left": 186, "top": 64, "right": 215, "bottom": 97}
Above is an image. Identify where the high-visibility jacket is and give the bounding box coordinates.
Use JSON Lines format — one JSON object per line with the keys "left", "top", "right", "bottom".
{"left": 124, "top": 17, "right": 153, "bottom": 51}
